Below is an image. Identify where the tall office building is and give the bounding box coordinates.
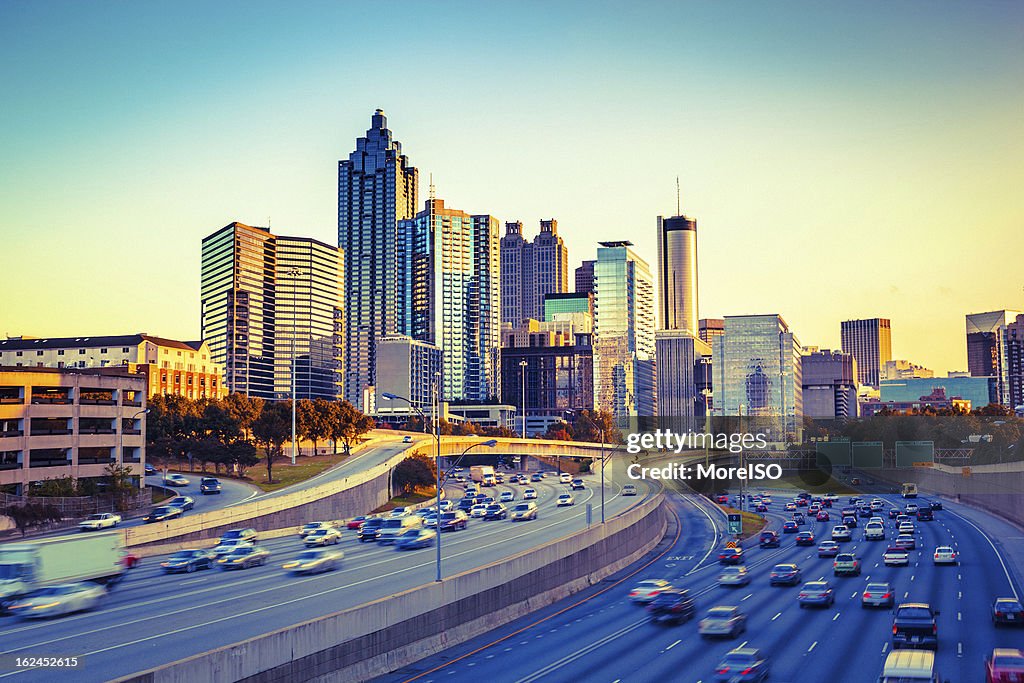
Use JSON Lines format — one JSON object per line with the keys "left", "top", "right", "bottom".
{"left": 699, "top": 318, "right": 725, "bottom": 346}
{"left": 543, "top": 292, "right": 593, "bottom": 334}
{"left": 500, "top": 219, "right": 569, "bottom": 326}
{"left": 801, "top": 349, "right": 858, "bottom": 418}
{"left": 575, "top": 260, "right": 595, "bottom": 296}
{"left": 655, "top": 330, "right": 711, "bottom": 428}
{"left": 657, "top": 214, "right": 698, "bottom": 334}
{"left": 338, "top": 109, "right": 419, "bottom": 405}
{"left": 593, "top": 241, "right": 656, "bottom": 421}
{"left": 201, "top": 222, "right": 344, "bottom": 400}
{"left": 840, "top": 318, "right": 892, "bottom": 389}
{"left": 713, "top": 315, "right": 803, "bottom": 441}
{"left": 966, "top": 310, "right": 1022, "bottom": 406}
{"left": 374, "top": 335, "right": 443, "bottom": 414}
{"left": 398, "top": 199, "right": 500, "bottom": 403}
{"left": 1004, "top": 314, "right": 1024, "bottom": 411}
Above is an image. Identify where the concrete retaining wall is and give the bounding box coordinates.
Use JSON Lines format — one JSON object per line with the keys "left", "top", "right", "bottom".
{"left": 114, "top": 492, "right": 667, "bottom": 683}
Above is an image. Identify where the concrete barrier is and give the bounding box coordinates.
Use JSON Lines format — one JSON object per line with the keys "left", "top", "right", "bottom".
{"left": 113, "top": 491, "right": 667, "bottom": 683}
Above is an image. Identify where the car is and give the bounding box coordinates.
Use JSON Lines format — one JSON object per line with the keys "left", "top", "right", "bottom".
{"left": 220, "top": 528, "right": 258, "bottom": 544}
{"left": 161, "top": 549, "right": 216, "bottom": 573}
{"left": 843, "top": 515, "right": 858, "bottom": 529}
{"left": 841, "top": 506, "right": 856, "bottom": 518}
{"left": 570, "top": 478, "right": 585, "bottom": 490}
{"left": 79, "top": 512, "right": 121, "bottom": 531}
{"left": 769, "top": 563, "right": 802, "bottom": 586}
{"left": 629, "top": 578, "right": 673, "bottom": 604}
{"left": 808, "top": 504, "right": 820, "bottom": 515}
{"left": 143, "top": 505, "right": 182, "bottom": 523}
{"left": 865, "top": 522, "right": 886, "bottom": 541}
{"left": 785, "top": 502, "right": 797, "bottom": 511}
{"left": 895, "top": 534, "right": 916, "bottom": 550}
{"left": 986, "top": 648, "right": 1024, "bottom": 683}
{"left": 718, "top": 547, "right": 744, "bottom": 565}
{"left": 782, "top": 521, "right": 798, "bottom": 534}
{"left": 499, "top": 490, "right": 515, "bottom": 502}
{"left": 717, "top": 494, "right": 730, "bottom": 504}
{"left": 438, "top": 500, "right": 454, "bottom": 512}
{"left": 163, "top": 473, "right": 189, "bottom": 486}
{"left": 755, "top": 503, "right": 768, "bottom": 513}
{"left": 896, "top": 514, "right": 912, "bottom": 526}
{"left": 402, "top": 435, "right": 413, "bottom": 443}
{"left": 848, "top": 496, "right": 861, "bottom": 505}
{"left": 211, "top": 538, "right": 254, "bottom": 557}
{"left": 795, "top": 531, "right": 815, "bottom": 546}
{"left": 823, "top": 492, "right": 838, "bottom": 502}
{"left": 869, "top": 516, "right": 885, "bottom": 525}
{"left": 905, "top": 503, "right": 919, "bottom": 514}
{"left": 928, "top": 546, "right": 957, "bottom": 565}
{"left": 992, "top": 598, "right": 1024, "bottom": 627}
{"left": 556, "top": 494, "right": 575, "bottom": 507}
{"left": 465, "top": 485, "right": 478, "bottom": 496}
{"left": 883, "top": 546, "right": 910, "bottom": 566}
{"left": 395, "top": 528, "right": 437, "bottom": 550}
{"left": 833, "top": 553, "right": 861, "bottom": 576}
{"left": 930, "top": 500, "right": 943, "bottom": 511}
{"left": 216, "top": 545, "right": 271, "bottom": 570}
{"left": 523, "top": 488, "right": 538, "bottom": 500}
{"left": 357, "top": 518, "right": 385, "bottom": 541}
{"left": 531, "top": 473, "right": 543, "bottom": 482}
{"left": 761, "top": 495, "right": 772, "bottom": 505}
{"left": 698, "top": 605, "right": 747, "bottom": 638}
{"left": 144, "top": 463, "right": 157, "bottom": 475}
{"left": 714, "top": 647, "right": 769, "bottom": 683}
{"left": 817, "top": 541, "right": 840, "bottom": 558}
{"left": 483, "top": 503, "right": 508, "bottom": 520}
{"left": 304, "top": 528, "right": 342, "bottom": 547}
{"left": 916, "top": 507, "right": 934, "bottom": 521}
{"left": 389, "top": 507, "right": 410, "bottom": 518}
{"left": 438, "top": 510, "right": 469, "bottom": 531}
{"left": 899, "top": 522, "right": 916, "bottom": 535}
{"left": 718, "top": 566, "right": 751, "bottom": 586}
{"left": 623, "top": 484, "right": 638, "bottom": 496}
{"left": 870, "top": 499, "right": 884, "bottom": 510}
{"left": 892, "top": 603, "right": 939, "bottom": 650}
{"left": 758, "top": 530, "right": 780, "bottom": 548}
{"left": 861, "top": 582, "right": 895, "bottom": 608}
{"left": 792, "top": 512, "right": 806, "bottom": 525}
{"left": 831, "top": 525, "right": 851, "bottom": 542}
{"left": 470, "top": 504, "right": 488, "bottom": 518}
{"left": 559, "top": 472, "right": 572, "bottom": 484}
{"left": 646, "top": 588, "right": 695, "bottom": 625}
{"left": 282, "top": 548, "right": 343, "bottom": 574}
{"left": 7, "top": 582, "right": 107, "bottom": 618}
{"left": 858, "top": 507, "right": 872, "bottom": 518}
{"left": 457, "top": 498, "right": 476, "bottom": 511}
{"left": 510, "top": 502, "right": 538, "bottom": 521}
{"left": 346, "top": 516, "right": 368, "bottom": 530}
{"left": 167, "top": 496, "right": 195, "bottom": 511}
{"left": 415, "top": 508, "right": 435, "bottom": 518}
{"left": 889, "top": 508, "right": 901, "bottom": 519}
{"left": 200, "top": 477, "right": 222, "bottom": 494}
{"left": 816, "top": 510, "right": 830, "bottom": 522}
{"left": 797, "top": 581, "right": 835, "bottom": 608}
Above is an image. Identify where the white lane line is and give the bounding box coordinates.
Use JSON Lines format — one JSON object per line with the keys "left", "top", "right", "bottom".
{"left": 881, "top": 643, "right": 888, "bottom": 654}
{"left": 946, "top": 507, "right": 1020, "bottom": 600}
{"left": 850, "top": 592, "right": 858, "bottom": 598}
{"left": 958, "top": 642, "right": 963, "bottom": 657}
{"left": 807, "top": 641, "right": 818, "bottom": 653}
{"left": 738, "top": 641, "right": 748, "bottom": 649}
{"left": 513, "top": 619, "right": 649, "bottom": 683}
{"left": 771, "top": 612, "right": 782, "bottom": 621}
{"left": 741, "top": 593, "right": 753, "bottom": 601}
{"left": 832, "top": 612, "right": 840, "bottom": 621}
{"left": 957, "top": 612, "right": 962, "bottom": 621}
{"left": 666, "top": 639, "right": 681, "bottom": 651}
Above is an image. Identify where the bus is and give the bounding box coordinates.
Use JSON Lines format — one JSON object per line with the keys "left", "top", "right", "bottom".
{"left": 901, "top": 482, "right": 918, "bottom": 498}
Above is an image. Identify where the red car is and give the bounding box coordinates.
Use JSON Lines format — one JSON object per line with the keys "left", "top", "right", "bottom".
{"left": 346, "top": 516, "right": 368, "bottom": 530}
{"left": 120, "top": 550, "right": 141, "bottom": 569}
{"left": 816, "top": 511, "right": 830, "bottom": 522}
{"left": 716, "top": 494, "right": 729, "bottom": 504}
{"left": 987, "top": 648, "right": 1024, "bottom": 683}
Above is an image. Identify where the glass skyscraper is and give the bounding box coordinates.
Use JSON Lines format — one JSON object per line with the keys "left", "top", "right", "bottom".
{"left": 966, "top": 310, "right": 1022, "bottom": 406}
{"left": 657, "top": 214, "right": 698, "bottom": 334}
{"left": 398, "top": 199, "right": 500, "bottom": 403}
{"left": 338, "top": 109, "right": 419, "bottom": 405}
{"left": 593, "top": 241, "right": 656, "bottom": 421}
{"left": 840, "top": 318, "right": 892, "bottom": 389}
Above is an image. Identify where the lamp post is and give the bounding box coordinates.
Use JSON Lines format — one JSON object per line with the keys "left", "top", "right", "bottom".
{"left": 566, "top": 410, "right": 606, "bottom": 523}
{"left": 519, "top": 360, "right": 528, "bottom": 438}
{"left": 288, "top": 267, "right": 301, "bottom": 465}
{"left": 123, "top": 408, "right": 150, "bottom": 489}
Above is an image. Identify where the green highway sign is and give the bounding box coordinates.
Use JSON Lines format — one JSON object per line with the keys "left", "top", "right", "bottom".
{"left": 728, "top": 513, "right": 742, "bottom": 535}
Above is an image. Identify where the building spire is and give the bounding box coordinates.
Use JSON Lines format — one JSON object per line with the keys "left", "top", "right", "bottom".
{"left": 676, "top": 176, "right": 680, "bottom": 216}
{"left": 429, "top": 173, "right": 435, "bottom": 200}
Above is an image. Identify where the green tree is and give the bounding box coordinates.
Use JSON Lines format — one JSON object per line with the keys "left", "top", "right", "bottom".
{"left": 227, "top": 440, "right": 259, "bottom": 477}
{"left": 221, "top": 393, "right": 265, "bottom": 440}
{"left": 252, "top": 401, "right": 291, "bottom": 483}
{"left": 103, "top": 463, "right": 137, "bottom": 512}
{"left": 299, "top": 398, "right": 333, "bottom": 455}
{"left": 331, "top": 400, "right": 375, "bottom": 455}
{"left": 393, "top": 454, "right": 437, "bottom": 495}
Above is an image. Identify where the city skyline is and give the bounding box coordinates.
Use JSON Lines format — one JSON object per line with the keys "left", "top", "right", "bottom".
{"left": 3, "top": 3, "right": 1023, "bottom": 375}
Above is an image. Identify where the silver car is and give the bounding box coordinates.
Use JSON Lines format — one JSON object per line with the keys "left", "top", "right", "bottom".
{"left": 718, "top": 566, "right": 751, "bottom": 586}
{"left": 861, "top": 582, "right": 894, "bottom": 608}
{"left": 698, "top": 606, "right": 747, "bottom": 638}
{"left": 8, "top": 583, "right": 106, "bottom": 618}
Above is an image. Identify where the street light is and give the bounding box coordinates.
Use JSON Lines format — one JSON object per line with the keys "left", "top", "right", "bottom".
{"left": 519, "top": 360, "right": 528, "bottom": 438}
{"left": 288, "top": 267, "right": 302, "bottom": 465}
{"left": 123, "top": 408, "right": 150, "bottom": 489}
{"left": 566, "top": 410, "right": 606, "bottom": 524}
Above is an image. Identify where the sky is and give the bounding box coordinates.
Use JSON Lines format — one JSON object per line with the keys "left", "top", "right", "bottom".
{"left": 1, "top": 1, "right": 1022, "bottom": 375}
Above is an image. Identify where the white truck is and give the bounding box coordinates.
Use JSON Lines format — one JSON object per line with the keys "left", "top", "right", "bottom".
{"left": 0, "top": 531, "right": 125, "bottom": 609}
{"left": 470, "top": 465, "right": 496, "bottom": 487}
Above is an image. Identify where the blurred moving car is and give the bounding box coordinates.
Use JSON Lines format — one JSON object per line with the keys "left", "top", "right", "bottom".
{"left": 987, "top": 648, "right": 1024, "bottom": 683}
{"left": 220, "top": 528, "right": 258, "bottom": 544}
{"left": 144, "top": 463, "right": 157, "bottom": 476}
{"left": 200, "top": 477, "right": 222, "bottom": 494}
{"left": 283, "top": 549, "right": 343, "bottom": 574}
{"left": 438, "top": 510, "right": 469, "bottom": 531}
{"left": 797, "top": 581, "right": 835, "bottom": 608}
{"left": 861, "top": 582, "right": 895, "bottom": 609}
{"left": 831, "top": 525, "right": 852, "bottom": 542}
{"left": 484, "top": 504, "right": 508, "bottom": 520}
{"left": 500, "top": 490, "right": 515, "bottom": 503}
{"left": 523, "top": 488, "right": 538, "bottom": 500}
{"left": 782, "top": 521, "right": 798, "bottom": 534}
{"left": 623, "top": 484, "right": 638, "bottom": 496}
{"left": 646, "top": 588, "right": 695, "bottom": 625}
{"left": 79, "top": 513, "right": 121, "bottom": 531}
{"left": 817, "top": 541, "right": 840, "bottom": 558}
{"left": 163, "top": 473, "right": 189, "bottom": 487}
{"left": 895, "top": 534, "right": 917, "bottom": 550}
{"left": 161, "top": 549, "right": 216, "bottom": 573}
{"left": 571, "top": 478, "right": 585, "bottom": 490}
{"left": 143, "top": 506, "right": 182, "bottom": 523}
{"left": 718, "top": 548, "right": 744, "bottom": 565}
{"left": 167, "top": 496, "right": 195, "bottom": 511}
{"left": 629, "top": 579, "right": 672, "bottom": 604}
{"left": 395, "top": 528, "right": 437, "bottom": 550}
{"left": 714, "top": 647, "right": 769, "bottom": 682}
{"left": 559, "top": 473, "right": 572, "bottom": 484}
{"left": 301, "top": 521, "right": 337, "bottom": 537}
{"left": 556, "top": 494, "right": 575, "bottom": 507}
{"left": 8, "top": 582, "right": 106, "bottom": 618}
{"left": 718, "top": 566, "right": 750, "bottom": 587}
{"left": 304, "top": 528, "right": 342, "bottom": 547}
{"left": 510, "top": 502, "right": 538, "bottom": 521}
{"left": 992, "top": 598, "right": 1024, "bottom": 627}
{"left": 217, "top": 545, "right": 270, "bottom": 570}
{"left": 758, "top": 531, "right": 780, "bottom": 548}
{"left": 698, "top": 606, "right": 747, "bottom": 638}
{"left": 211, "top": 538, "right": 253, "bottom": 557}
{"left": 795, "top": 530, "right": 815, "bottom": 546}
{"left": 357, "top": 518, "right": 385, "bottom": 541}
{"left": 769, "top": 564, "right": 802, "bottom": 586}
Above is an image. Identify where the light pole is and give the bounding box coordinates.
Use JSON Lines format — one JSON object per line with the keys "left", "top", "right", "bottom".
{"left": 566, "top": 410, "right": 606, "bottom": 523}
{"left": 436, "top": 439, "right": 497, "bottom": 580}
{"left": 123, "top": 408, "right": 150, "bottom": 489}
{"left": 519, "top": 360, "right": 528, "bottom": 438}
{"left": 288, "top": 267, "right": 301, "bottom": 465}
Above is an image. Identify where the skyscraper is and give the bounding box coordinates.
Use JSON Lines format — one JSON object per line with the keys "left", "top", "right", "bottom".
{"left": 655, "top": 330, "right": 711, "bottom": 428}
{"left": 338, "top": 109, "right": 418, "bottom": 405}
{"left": 575, "top": 260, "right": 595, "bottom": 296}
{"left": 1004, "top": 314, "right": 1024, "bottom": 412}
{"left": 201, "top": 222, "right": 344, "bottom": 400}
{"left": 698, "top": 318, "right": 725, "bottom": 346}
{"left": 500, "top": 219, "right": 569, "bottom": 326}
{"left": 713, "top": 314, "right": 803, "bottom": 441}
{"left": 593, "top": 241, "right": 656, "bottom": 421}
{"left": 398, "top": 199, "right": 500, "bottom": 403}
{"left": 801, "top": 349, "right": 858, "bottom": 418}
{"left": 657, "top": 214, "right": 698, "bottom": 334}
{"left": 966, "top": 310, "right": 1022, "bottom": 405}
{"left": 840, "top": 318, "right": 892, "bottom": 389}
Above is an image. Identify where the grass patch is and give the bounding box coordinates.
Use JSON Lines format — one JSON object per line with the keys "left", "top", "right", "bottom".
{"left": 372, "top": 487, "right": 436, "bottom": 514}
{"left": 719, "top": 505, "right": 767, "bottom": 540}
{"left": 151, "top": 489, "right": 173, "bottom": 504}
{"left": 249, "top": 452, "right": 349, "bottom": 492}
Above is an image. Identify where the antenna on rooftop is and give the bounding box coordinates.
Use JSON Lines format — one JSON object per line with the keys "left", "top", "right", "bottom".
{"left": 429, "top": 173, "right": 436, "bottom": 200}
{"left": 676, "top": 176, "right": 680, "bottom": 216}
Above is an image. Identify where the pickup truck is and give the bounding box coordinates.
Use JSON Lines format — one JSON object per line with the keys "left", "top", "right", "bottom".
{"left": 892, "top": 603, "right": 939, "bottom": 650}
{"left": 864, "top": 523, "right": 886, "bottom": 541}
{"left": 883, "top": 547, "right": 910, "bottom": 566}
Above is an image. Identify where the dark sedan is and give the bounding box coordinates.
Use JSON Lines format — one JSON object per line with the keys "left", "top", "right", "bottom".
{"left": 143, "top": 506, "right": 183, "bottom": 523}
{"left": 782, "top": 521, "right": 798, "bottom": 534}
{"left": 160, "top": 549, "right": 215, "bottom": 573}
{"left": 715, "top": 647, "right": 769, "bottom": 682}
{"left": 993, "top": 597, "right": 1024, "bottom": 627}
{"left": 483, "top": 504, "right": 508, "bottom": 520}
{"left": 795, "top": 531, "right": 815, "bottom": 546}
{"left": 769, "top": 563, "right": 802, "bottom": 586}
{"left": 216, "top": 545, "right": 270, "bottom": 570}
{"left": 167, "top": 496, "right": 195, "bottom": 511}
{"left": 718, "top": 548, "right": 744, "bottom": 565}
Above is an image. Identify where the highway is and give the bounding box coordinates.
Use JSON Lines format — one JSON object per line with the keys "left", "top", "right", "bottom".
{"left": 379, "top": 486, "right": 1023, "bottom": 683}
{"left": 0, "top": 468, "right": 653, "bottom": 682}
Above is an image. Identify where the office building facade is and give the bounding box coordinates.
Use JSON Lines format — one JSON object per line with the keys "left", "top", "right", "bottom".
{"left": 841, "top": 318, "right": 892, "bottom": 389}
{"left": 966, "top": 310, "right": 1023, "bottom": 406}
{"left": 374, "top": 335, "right": 442, "bottom": 414}
{"left": 500, "top": 219, "right": 569, "bottom": 326}
{"left": 657, "top": 214, "right": 698, "bottom": 334}
{"left": 655, "top": 330, "right": 711, "bottom": 428}
{"left": 801, "top": 349, "right": 858, "bottom": 418}
{"left": 879, "top": 376, "right": 994, "bottom": 412}
{"left": 1004, "top": 314, "right": 1024, "bottom": 412}
{"left": 882, "top": 359, "right": 934, "bottom": 381}
{"left": 338, "top": 109, "right": 419, "bottom": 405}
{"left": 593, "top": 241, "right": 656, "bottom": 421}
{"left": 575, "top": 260, "right": 595, "bottom": 296}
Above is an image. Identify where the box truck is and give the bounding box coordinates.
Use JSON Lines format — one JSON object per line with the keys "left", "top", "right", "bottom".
{"left": 470, "top": 465, "right": 497, "bottom": 486}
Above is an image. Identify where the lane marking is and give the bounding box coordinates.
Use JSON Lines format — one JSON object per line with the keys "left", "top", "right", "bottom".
{"left": 771, "top": 612, "right": 781, "bottom": 621}
{"left": 665, "top": 639, "right": 681, "bottom": 651}
{"left": 807, "top": 641, "right": 818, "bottom": 653}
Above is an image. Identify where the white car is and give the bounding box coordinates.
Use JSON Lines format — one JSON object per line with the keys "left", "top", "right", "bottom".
{"left": 623, "top": 484, "right": 638, "bottom": 496}
{"left": 557, "top": 493, "right": 575, "bottom": 507}
{"left": 831, "top": 525, "right": 852, "bottom": 542}
{"left": 629, "top": 578, "right": 672, "bottom": 603}
{"left": 883, "top": 547, "right": 910, "bottom": 566}
{"left": 933, "top": 546, "right": 958, "bottom": 565}
{"left": 905, "top": 504, "right": 919, "bottom": 514}
{"left": 559, "top": 473, "right": 572, "bottom": 484}
{"left": 389, "top": 507, "right": 410, "bottom": 518}
{"left": 79, "top": 513, "right": 121, "bottom": 531}
{"left": 470, "top": 504, "right": 488, "bottom": 518}
{"left": 500, "top": 490, "right": 515, "bottom": 502}
{"left": 299, "top": 521, "right": 336, "bottom": 537}
{"left": 8, "top": 583, "right": 107, "bottom": 618}
{"left": 523, "top": 488, "right": 538, "bottom": 500}
{"left": 163, "top": 473, "right": 190, "bottom": 487}
{"left": 898, "top": 522, "right": 916, "bottom": 535}
{"left": 212, "top": 539, "right": 254, "bottom": 557}
{"left": 303, "top": 528, "right": 342, "bottom": 547}
{"left": 718, "top": 566, "right": 751, "bottom": 586}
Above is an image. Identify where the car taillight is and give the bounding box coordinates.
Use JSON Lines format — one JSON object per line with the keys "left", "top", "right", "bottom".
{"left": 932, "top": 624, "right": 937, "bottom": 634}
{"left": 883, "top": 593, "right": 891, "bottom": 598}
{"left": 650, "top": 590, "right": 660, "bottom": 596}
{"left": 863, "top": 593, "right": 872, "bottom": 598}
{"left": 995, "top": 611, "right": 1004, "bottom": 617}
{"left": 717, "top": 668, "right": 730, "bottom": 675}
{"left": 892, "top": 625, "right": 898, "bottom": 635}
{"left": 741, "top": 668, "right": 754, "bottom": 675}
{"left": 629, "top": 591, "right": 637, "bottom": 596}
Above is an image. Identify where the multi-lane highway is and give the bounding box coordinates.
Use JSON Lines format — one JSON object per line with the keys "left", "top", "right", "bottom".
{"left": 0, "top": 468, "right": 652, "bottom": 682}
{"left": 380, "top": 486, "right": 1023, "bottom": 683}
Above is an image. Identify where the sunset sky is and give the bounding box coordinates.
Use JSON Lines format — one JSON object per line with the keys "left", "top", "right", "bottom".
{"left": 2, "top": 1, "right": 1022, "bottom": 374}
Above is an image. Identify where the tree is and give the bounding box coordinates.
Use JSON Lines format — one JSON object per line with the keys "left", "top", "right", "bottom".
{"left": 104, "top": 463, "right": 137, "bottom": 512}
{"left": 299, "top": 398, "right": 333, "bottom": 455}
{"left": 221, "top": 393, "right": 265, "bottom": 440}
{"left": 331, "top": 400, "right": 375, "bottom": 455}
{"left": 226, "top": 440, "right": 259, "bottom": 477}
{"left": 3, "top": 504, "right": 62, "bottom": 537}
{"left": 393, "top": 454, "right": 436, "bottom": 495}
{"left": 252, "top": 401, "right": 292, "bottom": 483}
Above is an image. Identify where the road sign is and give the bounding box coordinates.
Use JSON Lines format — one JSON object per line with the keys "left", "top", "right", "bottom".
{"left": 727, "top": 513, "right": 742, "bottom": 535}
{"left": 725, "top": 540, "right": 737, "bottom": 549}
